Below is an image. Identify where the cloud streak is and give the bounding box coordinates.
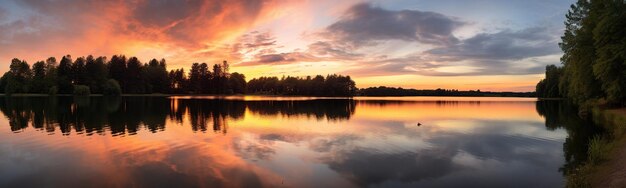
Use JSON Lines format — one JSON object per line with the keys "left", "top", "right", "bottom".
{"left": 0, "top": 0, "right": 289, "bottom": 69}
{"left": 237, "top": 3, "right": 561, "bottom": 79}
{"left": 326, "top": 4, "right": 562, "bottom": 77}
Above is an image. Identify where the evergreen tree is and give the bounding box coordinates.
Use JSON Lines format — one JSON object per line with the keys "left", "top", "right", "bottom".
{"left": 72, "top": 57, "right": 88, "bottom": 85}
{"left": 44, "top": 57, "right": 58, "bottom": 94}
{"left": 144, "top": 59, "right": 169, "bottom": 93}
{"left": 0, "top": 54, "right": 358, "bottom": 97}
{"left": 31, "top": 61, "right": 48, "bottom": 93}
{"left": 57, "top": 55, "right": 73, "bottom": 94}
{"left": 189, "top": 63, "right": 202, "bottom": 93}
{"left": 85, "top": 56, "right": 108, "bottom": 94}
{"left": 126, "top": 57, "right": 145, "bottom": 93}
{"left": 108, "top": 55, "right": 127, "bottom": 92}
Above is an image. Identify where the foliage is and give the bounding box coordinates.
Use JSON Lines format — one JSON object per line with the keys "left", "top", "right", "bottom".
{"left": 102, "top": 79, "right": 122, "bottom": 96}
{"left": 3, "top": 74, "right": 21, "bottom": 95}
{"left": 229, "top": 72, "right": 247, "bottom": 94}
{"left": 247, "top": 74, "right": 356, "bottom": 96}
{"left": 538, "top": 0, "right": 626, "bottom": 106}
{"left": 48, "top": 86, "right": 58, "bottom": 95}
{"left": 591, "top": 0, "right": 626, "bottom": 105}
{"left": 108, "top": 55, "right": 127, "bottom": 92}
{"left": 536, "top": 65, "right": 564, "bottom": 98}
{"left": 85, "top": 55, "right": 108, "bottom": 94}
{"left": 1, "top": 55, "right": 354, "bottom": 96}
{"left": 168, "top": 68, "right": 187, "bottom": 94}
{"left": 1, "top": 58, "right": 32, "bottom": 94}
{"left": 125, "top": 57, "right": 145, "bottom": 94}
{"left": 587, "top": 135, "right": 611, "bottom": 165}
{"left": 72, "top": 57, "right": 87, "bottom": 85}
{"left": 57, "top": 55, "right": 74, "bottom": 94}
{"left": 144, "top": 59, "right": 169, "bottom": 93}
{"left": 73, "top": 85, "right": 91, "bottom": 96}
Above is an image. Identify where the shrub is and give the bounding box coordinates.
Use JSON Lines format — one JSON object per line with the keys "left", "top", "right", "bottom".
{"left": 588, "top": 135, "right": 611, "bottom": 165}
{"left": 4, "top": 82, "right": 18, "bottom": 95}
{"left": 103, "top": 79, "right": 122, "bottom": 96}
{"left": 73, "top": 85, "right": 91, "bottom": 96}
{"left": 48, "top": 86, "right": 58, "bottom": 95}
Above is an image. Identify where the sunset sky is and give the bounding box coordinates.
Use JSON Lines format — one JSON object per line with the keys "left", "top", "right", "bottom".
{"left": 0, "top": 0, "right": 573, "bottom": 91}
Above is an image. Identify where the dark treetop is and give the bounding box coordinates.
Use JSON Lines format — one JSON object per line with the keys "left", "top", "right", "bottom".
{"left": 0, "top": 55, "right": 357, "bottom": 97}
{"left": 536, "top": 0, "right": 626, "bottom": 107}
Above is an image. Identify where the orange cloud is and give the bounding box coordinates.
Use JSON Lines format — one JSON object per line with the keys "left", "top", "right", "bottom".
{"left": 0, "top": 0, "right": 299, "bottom": 71}
{"left": 0, "top": 0, "right": 562, "bottom": 91}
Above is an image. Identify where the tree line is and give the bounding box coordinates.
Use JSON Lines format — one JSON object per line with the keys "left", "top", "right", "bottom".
{"left": 0, "top": 55, "right": 358, "bottom": 96}
{"left": 359, "top": 86, "right": 536, "bottom": 97}
{"left": 247, "top": 75, "right": 357, "bottom": 96}
{"left": 536, "top": 0, "right": 626, "bottom": 106}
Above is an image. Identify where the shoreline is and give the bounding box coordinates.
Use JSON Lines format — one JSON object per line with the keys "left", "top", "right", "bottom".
{"left": 567, "top": 107, "right": 626, "bottom": 187}
{"left": 590, "top": 108, "right": 626, "bottom": 187}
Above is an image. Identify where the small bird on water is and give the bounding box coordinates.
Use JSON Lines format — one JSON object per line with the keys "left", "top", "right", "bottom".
{"left": 417, "top": 123, "right": 422, "bottom": 126}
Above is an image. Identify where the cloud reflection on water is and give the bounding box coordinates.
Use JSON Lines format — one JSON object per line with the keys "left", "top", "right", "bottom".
{"left": 0, "top": 97, "right": 598, "bottom": 187}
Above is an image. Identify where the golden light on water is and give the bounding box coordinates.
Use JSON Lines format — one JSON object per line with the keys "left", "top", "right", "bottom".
{"left": 0, "top": 97, "right": 577, "bottom": 187}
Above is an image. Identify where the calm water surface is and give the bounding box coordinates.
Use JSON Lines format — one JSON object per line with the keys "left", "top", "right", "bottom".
{"left": 0, "top": 96, "right": 603, "bottom": 187}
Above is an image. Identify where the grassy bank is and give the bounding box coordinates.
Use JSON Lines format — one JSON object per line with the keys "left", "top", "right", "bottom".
{"left": 567, "top": 107, "right": 626, "bottom": 187}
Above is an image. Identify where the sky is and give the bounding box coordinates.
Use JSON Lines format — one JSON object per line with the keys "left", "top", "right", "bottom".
{"left": 0, "top": 0, "right": 574, "bottom": 91}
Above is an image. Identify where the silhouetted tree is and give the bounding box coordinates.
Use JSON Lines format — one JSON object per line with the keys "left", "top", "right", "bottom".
{"left": 126, "top": 57, "right": 145, "bottom": 93}
{"left": 537, "top": 0, "right": 626, "bottom": 106}
{"left": 2, "top": 58, "right": 32, "bottom": 94}
{"left": 1, "top": 55, "right": 357, "bottom": 96}
{"left": 103, "top": 79, "right": 122, "bottom": 96}
{"left": 30, "top": 61, "right": 48, "bottom": 93}
{"left": 247, "top": 74, "right": 356, "bottom": 96}
{"left": 169, "top": 68, "right": 187, "bottom": 93}
{"left": 44, "top": 57, "right": 58, "bottom": 93}
{"left": 212, "top": 63, "right": 227, "bottom": 94}
{"left": 57, "top": 55, "right": 74, "bottom": 94}
{"left": 108, "top": 55, "right": 127, "bottom": 92}
{"left": 144, "top": 58, "right": 169, "bottom": 93}
{"left": 229, "top": 72, "right": 246, "bottom": 94}
{"left": 85, "top": 56, "right": 108, "bottom": 93}
{"left": 71, "top": 57, "right": 88, "bottom": 85}
{"left": 189, "top": 63, "right": 202, "bottom": 93}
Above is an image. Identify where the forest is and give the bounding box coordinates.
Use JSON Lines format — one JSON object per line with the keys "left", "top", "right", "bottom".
{"left": 0, "top": 55, "right": 357, "bottom": 96}
{"left": 535, "top": 0, "right": 625, "bottom": 107}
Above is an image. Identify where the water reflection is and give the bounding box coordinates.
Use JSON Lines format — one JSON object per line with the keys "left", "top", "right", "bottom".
{"left": 0, "top": 97, "right": 603, "bottom": 187}
{"left": 535, "top": 100, "right": 604, "bottom": 175}
{"left": 0, "top": 97, "right": 355, "bottom": 135}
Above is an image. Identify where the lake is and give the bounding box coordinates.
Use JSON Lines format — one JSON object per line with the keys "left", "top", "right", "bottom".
{"left": 0, "top": 96, "right": 603, "bottom": 187}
